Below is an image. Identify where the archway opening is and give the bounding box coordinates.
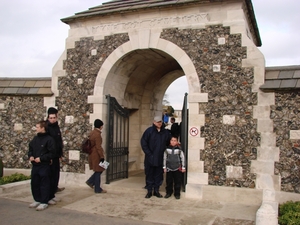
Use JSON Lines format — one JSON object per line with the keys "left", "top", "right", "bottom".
{"left": 103, "top": 48, "right": 188, "bottom": 172}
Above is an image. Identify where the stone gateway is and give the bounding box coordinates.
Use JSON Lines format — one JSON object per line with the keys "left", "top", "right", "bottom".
{"left": 0, "top": 0, "right": 300, "bottom": 214}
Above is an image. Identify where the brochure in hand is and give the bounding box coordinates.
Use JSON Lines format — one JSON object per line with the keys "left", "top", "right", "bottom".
{"left": 99, "top": 161, "right": 110, "bottom": 169}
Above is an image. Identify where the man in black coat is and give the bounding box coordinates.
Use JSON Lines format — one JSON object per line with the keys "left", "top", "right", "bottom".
{"left": 47, "top": 107, "right": 64, "bottom": 203}
{"left": 28, "top": 120, "right": 55, "bottom": 211}
{"left": 141, "top": 116, "right": 171, "bottom": 198}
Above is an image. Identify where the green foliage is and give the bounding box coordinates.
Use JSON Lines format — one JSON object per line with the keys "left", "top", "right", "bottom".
{"left": 278, "top": 201, "right": 300, "bottom": 225}
{"left": 0, "top": 173, "right": 31, "bottom": 185}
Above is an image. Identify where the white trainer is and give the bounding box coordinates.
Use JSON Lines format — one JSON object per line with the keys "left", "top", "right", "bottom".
{"left": 29, "top": 202, "right": 40, "bottom": 208}
{"left": 36, "top": 203, "right": 48, "bottom": 211}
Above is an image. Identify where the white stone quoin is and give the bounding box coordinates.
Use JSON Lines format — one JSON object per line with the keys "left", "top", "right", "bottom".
{"left": 256, "top": 189, "right": 278, "bottom": 225}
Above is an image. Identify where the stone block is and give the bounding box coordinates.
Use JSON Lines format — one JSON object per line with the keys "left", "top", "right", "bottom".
{"left": 256, "top": 174, "right": 281, "bottom": 191}
{"left": 202, "top": 185, "right": 263, "bottom": 205}
{"left": 257, "top": 147, "right": 279, "bottom": 162}
{"left": 65, "top": 116, "right": 74, "bottom": 124}
{"left": 189, "top": 136, "right": 205, "bottom": 150}
{"left": 188, "top": 93, "right": 208, "bottom": 103}
{"left": 223, "top": 115, "right": 235, "bottom": 125}
{"left": 187, "top": 172, "right": 208, "bottom": 184}
{"left": 188, "top": 161, "right": 204, "bottom": 173}
{"left": 226, "top": 166, "right": 243, "bottom": 179}
{"left": 257, "top": 119, "right": 273, "bottom": 132}
{"left": 188, "top": 102, "right": 199, "bottom": 114}
{"left": 253, "top": 105, "right": 270, "bottom": 119}
{"left": 189, "top": 114, "right": 205, "bottom": 126}
{"left": 69, "top": 150, "right": 80, "bottom": 160}
{"left": 188, "top": 149, "right": 200, "bottom": 161}
{"left": 260, "top": 132, "right": 276, "bottom": 147}
{"left": 148, "top": 28, "right": 162, "bottom": 48}
{"left": 0, "top": 103, "right": 5, "bottom": 109}
{"left": 218, "top": 37, "right": 226, "bottom": 45}
{"left": 186, "top": 72, "right": 201, "bottom": 93}
{"left": 251, "top": 160, "right": 274, "bottom": 174}
{"left": 275, "top": 190, "right": 300, "bottom": 204}
{"left": 14, "top": 123, "right": 23, "bottom": 131}
{"left": 257, "top": 92, "right": 275, "bottom": 106}
{"left": 213, "top": 65, "right": 221, "bottom": 72}
{"left": 290, "top": 130, "right": 300, "bottom": 139}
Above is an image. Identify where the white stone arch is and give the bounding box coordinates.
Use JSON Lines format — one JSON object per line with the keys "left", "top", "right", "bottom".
{"left": 86, "top": 29, "right": 204, "bottom": 171}
{"left": 88, "top": 29, "right": 201, "bottom": 122}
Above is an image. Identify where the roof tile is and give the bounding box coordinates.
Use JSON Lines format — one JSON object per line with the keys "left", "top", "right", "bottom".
{"left": 17, "top": 88, "right": 30, "bottom": 94}
{"left": 278, "top": 70, "right": 294, "bottom": 79}
{"left": 280, "top": 79, "right": 297, "bottom": 88}
{"left": 34, "top": 81, "right": 46, "bottom": 87}
{"left": 296, "top": 80, "right": 300, "bottom": 88}
{"left": 27, "top": 88, "right": 39, "bottom": 94}
{"left": 265, "top": 71, "right": 279, "bottom": 80}
{"left": 3, "top": 88, "right": 19, "bottom": 94}
{"left": 24, "top": 81, "right": 37, "bottom": 87}
{"left": 37, "top": 88, "right": 52, "bottom": 94}
{"left": 293, "top": 70, "right": 300, "bottom": 78}
{"left": 0, "top": 80, "right": 11, "bottom": 87}
{"left": 9, "top": 80, "right": 26, "bottom": 87}
{"left": 260, "top": 80, "right": 281, "bottom": 89}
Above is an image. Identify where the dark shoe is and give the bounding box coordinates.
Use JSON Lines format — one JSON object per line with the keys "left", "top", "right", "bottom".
{"left": 56, "top": 187, "right": 65, "bottom": 192}
{"left": 145, "top": 192, "right": 152, "bottom": 198}
{"left": 164, "top": 193, "right": 172, "bottom": 198}
{"left": 85, "top": 181, "right": 94, "bottom": 189}
{"left": 175, "top": 195, "right": 180, "bottom": 199}
{"left": 153, "top": 191, "right": 163, "bottom": 198}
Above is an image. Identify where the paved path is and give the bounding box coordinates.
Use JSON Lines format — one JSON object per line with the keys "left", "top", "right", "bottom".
{"left": 0, "top": 172, "right": 258, "bottom": 225}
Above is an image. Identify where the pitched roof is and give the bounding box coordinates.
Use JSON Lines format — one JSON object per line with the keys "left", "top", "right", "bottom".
{"left": 0, "top": 78, "right": 52, "bottom": 96}
{"left": 260, "top": 65, "right": 300, "bottom": 91}
{"left": 61, "top": 0, "right": 261, "bottom": 46}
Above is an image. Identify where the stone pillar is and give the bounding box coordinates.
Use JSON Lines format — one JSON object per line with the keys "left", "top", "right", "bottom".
{"left": 256, "top": 189, "right": 278, "bottom": 225}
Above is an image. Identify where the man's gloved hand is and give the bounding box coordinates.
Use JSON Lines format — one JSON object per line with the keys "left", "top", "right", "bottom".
{"left": 100, "top": 158, "right": 105, "bottom": 163}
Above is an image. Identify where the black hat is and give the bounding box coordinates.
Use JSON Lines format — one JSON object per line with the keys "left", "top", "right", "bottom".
{"left": 48, "top": 107, "right": 58, "bottom": 114}
{"left": 94, "top": 119, "right": 103, "bottom": 128}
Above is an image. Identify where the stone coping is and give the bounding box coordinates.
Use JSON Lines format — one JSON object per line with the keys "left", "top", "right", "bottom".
{"left": 0, "top": 77, "right": 52, "bottom": 96}
{"left": 61, "top": 0, "right": 261, "bottom": 46}
{"left": 260, "top": 65, "right": 300, "bottom": 91}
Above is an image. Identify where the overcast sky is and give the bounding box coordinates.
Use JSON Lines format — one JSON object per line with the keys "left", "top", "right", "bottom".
{"left": 0, "top": 0, "right": 299, "bottom": 109}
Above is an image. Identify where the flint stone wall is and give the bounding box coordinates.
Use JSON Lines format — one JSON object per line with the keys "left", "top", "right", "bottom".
{"left": 0, "top": 96, "right": 44, "bottom": 168}
{"left": 0, "top": 25, "right": 299, "bottom": 193}
{"left": 161, "top": 26, "right": 259, "bottom": 188}
{"left": 273, "top": 91, "right": 300, "bottom": 193}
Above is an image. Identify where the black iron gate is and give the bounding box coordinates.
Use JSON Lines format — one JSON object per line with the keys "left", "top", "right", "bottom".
{"left": 181, "top": 93, "right": 188, "bottom": 191}
{"left": 105, "top": 95, "right": 129, "bottom": 184}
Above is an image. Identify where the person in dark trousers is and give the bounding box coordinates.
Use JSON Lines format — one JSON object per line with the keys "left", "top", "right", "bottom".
{"left": 170, "top": 117, "right": 180, "bottom": 138}
{"left": 163, "top": 136, "right": 186, "bottom": 199}
{"left": 141, "top": 116, "right": 171, "bottom": 198}
{"left": 47, "top": 107, "right": 64, "bottom": 204}
{"left": 28, "top": 120, "right": 55, "bottom": 211}
{"left": 86, "top": 119, "right": 107, "bottom": 193}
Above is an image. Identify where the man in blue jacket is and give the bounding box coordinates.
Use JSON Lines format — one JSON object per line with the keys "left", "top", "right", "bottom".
{"left": 141, "top": 116, "right": 171, "bottom": 198}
